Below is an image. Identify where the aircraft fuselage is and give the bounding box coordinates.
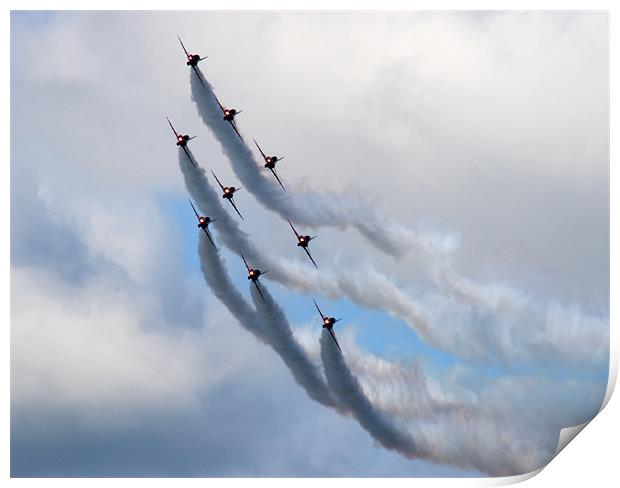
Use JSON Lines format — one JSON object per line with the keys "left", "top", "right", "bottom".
{"left": 187, "top": 54, "right": 201, "bottom": 66}
{"left": 264, "top": 156, "right": 278, "bottom": 168}
{"left": 297, "top": 236, "right": 312, "bottom": 248}
{"left": 248, "top": 269, "right": 263, "bottom": 282}
{"left": 223, "top": 109, "right": 238, "bottom": 121}
{"left": 176, "top": 135, "right": 190, "bottom": 147}
{"left": 198, "top": 217, "right": 212, "bottom": 229}
{"left": 322, "top": 318, "right": 337, "bottom": 329}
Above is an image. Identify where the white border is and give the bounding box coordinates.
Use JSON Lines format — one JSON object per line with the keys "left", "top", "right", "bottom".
{"left": 3, "top": 1, "right": 616, "bottom": 486}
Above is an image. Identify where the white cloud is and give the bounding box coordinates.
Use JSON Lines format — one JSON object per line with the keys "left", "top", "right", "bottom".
{"left": 12, "top": 266, "right": 203, "bottom": 414}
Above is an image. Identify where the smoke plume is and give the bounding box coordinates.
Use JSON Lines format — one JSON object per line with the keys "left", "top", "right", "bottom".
{"left": 179, "top": 146, "right": 608, "bottom": 371}
{"left": 319, "top": 329, "right": 424, "bottom": 462}
{"left": 251, "top": 284, "right": 342, "bottom": 410}
{"left": 174, "top": 51, "right": 611, "bottom": 477}
{"left": 189, "top": 68, "right": 454, "bottom": 259}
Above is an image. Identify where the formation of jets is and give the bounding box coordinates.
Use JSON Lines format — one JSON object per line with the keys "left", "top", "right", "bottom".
{"left": 173, "top": 38, "right": 344, "bottom": 352}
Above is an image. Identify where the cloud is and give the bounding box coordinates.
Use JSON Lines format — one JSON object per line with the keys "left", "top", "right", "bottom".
{"left": 11, "top": 266, "right": 209, "bottom": 416}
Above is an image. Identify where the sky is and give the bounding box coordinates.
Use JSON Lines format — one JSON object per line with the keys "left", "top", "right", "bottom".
{"left": 10, "top": 11, "right": 609, "bottom": 477}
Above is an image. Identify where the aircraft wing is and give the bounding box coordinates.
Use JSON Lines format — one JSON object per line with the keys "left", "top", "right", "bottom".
{"left": 253, "top": 139, "right": 267, "bottom": 159}
{"left": 287, "top": 219, "right": 300, "bottom": 239}
{"left": 229, "top": 120, "right": 244, "bottom": 141}
{"left": 182, "top": 146, "right": 197, "bottom": 167}
{"left": 328, "top": 328, "right": 342, "bottom": 352}
{"left": 303, "top": 247, "right": 319, "bottom": 269}
{"left": 202, "top": 227, "right": 216, "bottom": 248}
{"left": 212, "top": 92, "right": 226, "bottom": 113}
{"left": 210, "top": 171, "right": 225, "bottom": 191}
{"left": 192, "top": 66, "right": 206, "bottom": 88}
{"left": 270, "top": 168, "right": 286, "bottom": 191}
{"left": 240, "top": 253, "right": 251, "bottom": 273}
{"left": 313, "top": 299, "right": 326, "bottom": 321}
{"left": 167, "top": 117, "right": 179, "bottom": 138}
{"left": 228, "top": 197, "right": 244, "bottom": 220}
{"left": 188, "top": 199, "right": 200, "bottom": 219}
{"left": 253, "top": 281, "right": 266, "bottom": 302}
{"left": 178, "top": 36, "right": 190, "bottom": 59}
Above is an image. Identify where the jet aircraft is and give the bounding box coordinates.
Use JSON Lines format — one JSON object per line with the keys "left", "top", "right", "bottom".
{"left": 241, "top": 253, "right": 267, "bottom": 301}
{"left": 212, "top": 92, "right": 244, "bottom": 141}
{"left": 287, "top": 219, "right": 318, "bottom": 269}
{"left": 178, "top": 36, "right": 207, "bottom": 87}
{"left": 211, "top": 171, "right": 244, "bottom": 220}
{"left": 253, "top": 139, "right": 286, "bottom": 190}
{"left": 313, "top": 299, "right": 342, "bottom": 351}
{"left": 167, "top": 117, "right": 197, "bottom": 166}
{"left": 189, "top": 199, "right": 216, "bottom": 248}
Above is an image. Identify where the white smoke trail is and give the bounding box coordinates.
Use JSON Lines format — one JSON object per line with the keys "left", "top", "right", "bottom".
{"left": 319, "top": 329, "right": 426, "bottom": 462}
{"left": 181, "top": 155, "right": 340, "bottom": 406}
{"left": 192, "top": 198, "right": 517, "bottom": 475}
{"left": 197, "top": 230, "right": 342, "bottom": 409}
{"left": 189, "top": 68, "right": 455, "bottom": 259}
{"left": 312, "top": 329, "right": 605, "bottom": 476}
{"left": 351, "top": 340, "right": 606, "bottom": 476}
{"left": 177, "top": 147, "right": 433, "bottom": 342}
{"left": 250, "top": 284, "right": 342, "bottom": 410}
{"left": 187, "top": 147, "right": 604, "bottom": 474}
{"left": 177, "top": 147, "right": 251, "bottom": 255}
{"left": 179, "top": 147, "right": 608, "bottom": 370}
{"left": 180, "top": 67, "right": 608, "bottom": 476}
{"left": 186, "top": 70, "right": 608, "bottom": 371}
{"left": 187, "top": 66, "right": 603, "bottom": 352}
{"left": 193, "top": 185, "right": 606, "bottom": 476}
{"left": 197, "top": 232, "right": 266, "bottom": 343}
